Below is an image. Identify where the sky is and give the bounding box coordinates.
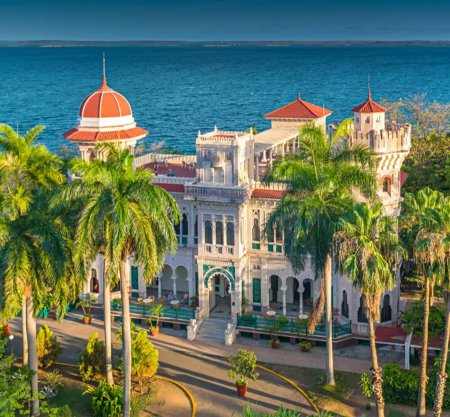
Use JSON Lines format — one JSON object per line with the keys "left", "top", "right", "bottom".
{"left": 1, "top": 0, "right": 450, "bottom": 41}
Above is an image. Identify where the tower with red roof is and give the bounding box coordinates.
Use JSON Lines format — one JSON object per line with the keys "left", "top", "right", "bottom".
{"left": 63, "top": 59, "right": 148, "bottom": 162}
{"left": 348, "top": 89, "right": 411, "bottom": 214}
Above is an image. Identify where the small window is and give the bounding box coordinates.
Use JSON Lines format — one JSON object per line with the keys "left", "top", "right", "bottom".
{"left": 205, "top": 220, "right": 213, "bottom": 244}
{"left": 382, "top": 177, "right": 392, "bottom": 196}
{"left": 181, "top": 213, "right": 188, "bottom": 236}
{"left": 381, "top": 294, "right": 392, "bottom": 322}
{"left": 226, "top": 222, "right": 235, "bottom": 246}
{"left": 365, "top": 116, "right": 370, "bottom": 124}
{"left": 216, "top": 221, "right": 223, "bottom": 245}
{"left": 341, "top": 290, "right": 349, "bottom": 318}
{"left": 252, "top": 218, "right": 260, "bottom": 241}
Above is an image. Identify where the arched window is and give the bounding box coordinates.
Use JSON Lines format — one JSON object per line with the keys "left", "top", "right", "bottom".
{"left": 90, "top": 268, "right": 99, "bottom": 293}
{"left": 226, "top": 222, "right": 235, "bottom": 246}
{"left": 358, "top": 296, "right": 368, "bottom": 323}
{"left": 275, "top": 225, "right": 283, "bottom": 243}
{"left": 252, "top": 218, "right": 260, "bottom": 241}
{"left": 341, "top": 290, "right": 349, "bottom": 318}
{"left": 216, "top": 221, "right": 223, "bottom": 245}
{"left": 194, "top": 215, "right": 198, "bottom": 242}
{"left": 267, "top": 225, "right": 274, "bottom": 243}
{"left": 382, "top": 177, "right": 392, "bottom": 195}
{"left": 365, "top": 116, "right": 370, "bottom": 124}
{"left": 205, "top": 220, "right": 212, "bottom": 244}
{"left": 381, "top": 294, "right": 392, "bottom": 322}
{"left": 181, "top": 213, "right": 188, "bottom": 236}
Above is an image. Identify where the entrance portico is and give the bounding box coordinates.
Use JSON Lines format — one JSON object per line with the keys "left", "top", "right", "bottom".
{"left": 199, "top": 265, "right": 240, "bottom": 323}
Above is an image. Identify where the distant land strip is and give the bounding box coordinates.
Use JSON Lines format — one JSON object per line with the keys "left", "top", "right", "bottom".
{"left": 2, "top": 40, "right": 450, "bottom": 47}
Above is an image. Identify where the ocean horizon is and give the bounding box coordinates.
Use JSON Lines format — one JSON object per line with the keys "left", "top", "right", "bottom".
{"left": 1, "top": 45, "right": 449, "bottom": 154}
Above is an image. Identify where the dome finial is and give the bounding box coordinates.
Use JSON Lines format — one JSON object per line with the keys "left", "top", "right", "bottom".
{"left": 367, "top": 73, "right": 371, "bottom": 100}
{"left": 297, "top": 91, "right": 301, "bottom": 100}
{"left": 102, "top": 52, "right": 107, "bottom": 87}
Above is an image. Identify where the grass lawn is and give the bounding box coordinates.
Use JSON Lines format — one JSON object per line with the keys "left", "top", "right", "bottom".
{"left": 263, "top": 363, "right": 419, "bottom": 417}
{"left": 50, "top": 376, "right": 92, "bottom": 417}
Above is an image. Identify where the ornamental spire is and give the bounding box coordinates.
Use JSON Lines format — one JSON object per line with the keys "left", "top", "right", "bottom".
{"left": 367, "top": 73, "right": 371, "bottom": 100}
{"left": 102, "top": 52, "right": 107, "bottom": 87}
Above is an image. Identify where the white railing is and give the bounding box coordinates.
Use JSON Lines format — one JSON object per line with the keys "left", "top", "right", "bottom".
{"left": 185, "top": 184, "right": 248, "bottom": 201}
{"left": 134, "top": 153, "right": 196, "bottom": 167}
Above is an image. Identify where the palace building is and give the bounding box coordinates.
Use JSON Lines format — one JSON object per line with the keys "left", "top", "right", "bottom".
{"left": 64, "top": 74, "right": 411, "bottom": 344}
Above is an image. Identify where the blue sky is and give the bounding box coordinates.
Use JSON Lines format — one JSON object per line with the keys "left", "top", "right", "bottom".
{"left": 1, "top": 0, "right": 450, "bottom": 41}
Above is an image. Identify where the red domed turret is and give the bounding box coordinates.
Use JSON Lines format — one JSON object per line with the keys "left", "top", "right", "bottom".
{"left": 63, "top": 59, "right": 147, "bottom": 153}
{"left": 78, "top": 76, "right": 132, "bottom": 118}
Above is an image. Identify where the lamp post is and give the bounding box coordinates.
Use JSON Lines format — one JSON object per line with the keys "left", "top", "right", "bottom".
{"left": 8, "top": 334, "right": 14, "bottom": 357}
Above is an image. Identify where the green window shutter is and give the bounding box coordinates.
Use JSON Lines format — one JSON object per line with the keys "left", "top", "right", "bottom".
{"left": 252, "top": 278, "right": 261, "bottom": 303}
{"left": 131, "top": 266, "right": 139, "bottom": 297}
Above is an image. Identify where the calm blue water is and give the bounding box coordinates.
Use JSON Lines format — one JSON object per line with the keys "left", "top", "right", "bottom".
{"left": 1, "top": 46, "right": 450, "bottom": 154}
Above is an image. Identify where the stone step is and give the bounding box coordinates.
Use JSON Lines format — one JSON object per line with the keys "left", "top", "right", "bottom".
{"left": 196, "top": 317, "right": 230, "bottom": 343}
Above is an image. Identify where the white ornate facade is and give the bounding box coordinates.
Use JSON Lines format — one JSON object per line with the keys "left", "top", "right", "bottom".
{"left": 65, "top": 79, "right": 411, "bottom": 337}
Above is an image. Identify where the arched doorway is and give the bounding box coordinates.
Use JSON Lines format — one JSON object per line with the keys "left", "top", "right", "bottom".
{"left": 90, "top": 268, "right": 99, "bottom": 294}
{"left": 302, "top": 279, "right": 312, "bottom": 310}
{"left": 201, "top": 267, "right": 235, "bottom": 319}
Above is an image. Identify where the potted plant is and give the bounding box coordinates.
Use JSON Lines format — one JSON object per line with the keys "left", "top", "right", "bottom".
{"left": 266, "top": 315, "right": 288, "bottom": 349}
{"left": 77, "top": 294, "right": 97, "bottom": 324}
{"left": 299, "top": 339, "right": 312, "bottom": 352}
{"left": 0, "top": 311, "right": 10, "bottom": 338}
{"left": 147, "top": 303, "right": 165, "bottom": 336}
{"left": 241, "top": 296, "right": 252, "bottom": 313}
{"left": 228, "top": 348, "right": 259, "bottom": 397}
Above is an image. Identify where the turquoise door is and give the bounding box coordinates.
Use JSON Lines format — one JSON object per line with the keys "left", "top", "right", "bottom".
{"left": 131, "top": 266, "right": 139, "bottom": 297}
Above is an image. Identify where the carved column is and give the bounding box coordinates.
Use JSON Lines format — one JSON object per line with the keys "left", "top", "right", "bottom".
{"left": 281, "top": 286, "right": 287, "bottom": 316}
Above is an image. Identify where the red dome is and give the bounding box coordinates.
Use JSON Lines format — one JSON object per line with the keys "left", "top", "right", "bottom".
{"left": 79, "top": 78, "right": 132, "bottom": 118}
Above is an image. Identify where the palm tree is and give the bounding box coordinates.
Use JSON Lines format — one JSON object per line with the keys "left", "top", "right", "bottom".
{"left": 57, "top": 144, "right": 179, "bottom": 416}
{"left": 0, "top": 193, "right": 67, "bottom": 416}
{"left": 400, "top": 188, "right": 447, "bottom": 417}
{"left": 334, "top": 202, "right": 404, "bottom": 417}
{"left": 0, "top": 123, "right": 64, "bottom": 368}
{"left": 265, "top": 120, "right": 376, "bottom": 385}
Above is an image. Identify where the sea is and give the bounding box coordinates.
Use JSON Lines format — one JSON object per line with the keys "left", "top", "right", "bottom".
{"left": 1, "top": 46, "right": 450, "bottom": 154}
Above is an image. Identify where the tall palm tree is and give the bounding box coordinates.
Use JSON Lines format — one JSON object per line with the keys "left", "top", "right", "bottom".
{"left": 335, "top": 202, "right": 404, "bottom": 417}
{"left": 0, "top": 123, "right": 64, "bottom": 368}
{"left": 0, "top": 192, "right": 67, "bottom": 416}
{"left": 57, "top": 144, "right": 179, "bottom": 416}
{"left": 265, "top": 120, "right": 376, "bottom": 385}
{"left": 420, "top": 196, "right": 450, "bottom": 417}
{"left": 400, "top": 188, "right": 447, "bottom": 417}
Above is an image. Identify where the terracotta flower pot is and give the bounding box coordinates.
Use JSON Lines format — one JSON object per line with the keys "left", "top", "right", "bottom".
{"left": 236, "top": 382, "right": 248, "bottom": 397}
{"left": 2, "top": 324, "right": 10, "bottom": 337}
{"left": 82, "top": 315, "right": 92, "bottom": 325}
{"left": 150, "top": 327, "right": 160, "bottom": 337}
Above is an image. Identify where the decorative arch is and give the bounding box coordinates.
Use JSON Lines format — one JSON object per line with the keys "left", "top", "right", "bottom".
{"left": 203, "top": 267, "right": 235, "bottom": 291}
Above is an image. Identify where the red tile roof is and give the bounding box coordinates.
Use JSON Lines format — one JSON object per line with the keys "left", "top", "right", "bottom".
{"left": 79, "top": 78, "right": 132, "bottom": 118}
{"left": 400, "top": 171, "right": 409, "bottom": 187}
{"left": 251, "top": 189, "right": 286, "bottom": 200}
{"left": 154, "top": 183, "right": 185, "bottom": 193}
{"left": 63, "top": 126, "right": 148, "bottom": 142}
{"left": 145, "top": 162, "right": 197, "bottom": 178}
{"left": 352, "top": 91, "right": 387, "bottom": 113}
{"left": 264, "top": 96, "right": 333, "bottom": 119}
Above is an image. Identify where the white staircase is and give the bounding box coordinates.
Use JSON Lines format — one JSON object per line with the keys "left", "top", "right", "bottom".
{"left": 197, "top": 317, "right": 230, "bottom": 343}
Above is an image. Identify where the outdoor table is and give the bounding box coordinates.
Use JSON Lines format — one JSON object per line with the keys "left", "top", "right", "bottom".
{"left": 265, "top": 310, "right": 276, "bottom": 318}
{"left": 170, "top": 300, "right": 180, "bottom": 307}
{"left": 298, "top": 314, "right": 308, "bottom": 320}
{"left": 143, "top": 298, "right": 153, "bottom": 306}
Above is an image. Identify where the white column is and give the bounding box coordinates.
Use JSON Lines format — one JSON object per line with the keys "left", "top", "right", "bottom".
{"left": 187, "top": 277, "right": 194, "bottom": 299}
{"left": 299, "top": 286, "right": 304, "bottom": 316}
{"left": 172, "top": 277, "right": 177, "bottom": 298}
{"left": 158, "top": 275, "right": 162, "bottom": 299}
{"left": 281, "top": 286, "right": 287, "bottom": 316}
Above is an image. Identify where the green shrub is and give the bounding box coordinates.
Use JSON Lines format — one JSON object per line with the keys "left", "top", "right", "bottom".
{"left": 359, "top": 372, "right": 373, "bottom": 398}
{"left": 58, "top": 405, "right": 72, "bottom": 417}
{"left": 131, "top": 330, "right": 159, "bottom": 392}
{"left": 79, "top": 333, "right": 105, "bottom": 382}
{"left": 383, "top": 363, "right": 450, "bottom": 410}
{"left": 85, "top": 380, "right": 123, "bottom": 417}
{"left": 228, "top": 348, "right": 259, "bottom": 386}
{"left": 36, "top": 325, "right": 62, "bottom": 368}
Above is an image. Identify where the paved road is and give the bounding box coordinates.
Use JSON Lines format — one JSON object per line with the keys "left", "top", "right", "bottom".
{"left": 8, "top": 313, "right": 316, "bottom": 416}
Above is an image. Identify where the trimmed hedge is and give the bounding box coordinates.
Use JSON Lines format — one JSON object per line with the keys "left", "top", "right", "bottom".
{"left": 383, "top": 364, "right": 450, "bottom": 410}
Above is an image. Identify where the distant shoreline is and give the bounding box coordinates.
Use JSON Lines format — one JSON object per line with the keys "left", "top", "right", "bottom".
{"left": 1, "top": 40, "right": 450, "bottom": 47}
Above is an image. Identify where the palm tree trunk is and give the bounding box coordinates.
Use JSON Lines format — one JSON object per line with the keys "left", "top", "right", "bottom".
{"left": 120, "top": 256, "right": 132, "bottom": 417}
{"left": 417, "top": 277, "right": 431, "bottom": 417}
{"left": 325, "top": 253, "right": 335, "bottom": 386}
{"left": 26, "top": 296, "right": 39, "bottom": 416}
{"left": 368, "top": 317, "right": 385, "bottom": 417}
{"left": 433, "top": 292, "right": 450, "bottom": 417}
{"left": 22, "top": 294, "right": 28, "bottom": 367}
{"left": 103, "top": 272, "right": 114, "bottom": 385}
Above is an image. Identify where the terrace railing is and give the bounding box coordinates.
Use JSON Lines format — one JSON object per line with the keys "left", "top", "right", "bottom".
{"left": 111, "top": 301, "right": 195, "bottom": 321}
{"left": 236, "top": 315, "right": 351, "bottom": 338}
